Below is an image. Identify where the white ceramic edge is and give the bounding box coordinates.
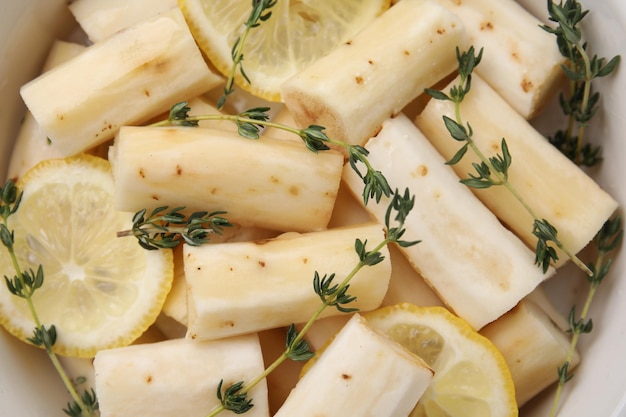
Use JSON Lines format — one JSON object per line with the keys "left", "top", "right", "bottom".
{"left": 0, "top": 1, "right": 625, "bottom": 416}
{"left": 0, "top": 2, "right": 84, "bottom": 416}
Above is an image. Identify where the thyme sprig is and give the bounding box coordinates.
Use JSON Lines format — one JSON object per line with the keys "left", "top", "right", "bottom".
{"left": 206, "top": 188, "right": 419, "bottom": 416}
{"left": 541, "top": 0, "right": 621, "bottom": 166}
{"left": 217, "top": 0, "right": 277, "bottom": 110}
{"left": 425, "top": 46, "right": 591, "bottom": 276}
{"left": 116, "top": 206, "right": 233, "bottom": 250}
{"left": 549, "top": 215, "right": 623, "bottom": 417}
{"left": 153, "top": 103, "right": 391, "bottom": 205}
{"left": 0, "top": 179, "right": 99, "bottom": 417}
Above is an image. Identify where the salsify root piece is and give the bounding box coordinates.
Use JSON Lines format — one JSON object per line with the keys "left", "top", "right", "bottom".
{"left": 20, "top": 8, "right": 222, "bottom": 156}
{"left": 8, "top": 40, "right": 86, "bottom": 181}
{"left": 184, "top": 222, "right": 391, "bottom": 341}
{"left": 280, "top": 0, "right": 466, "bottom": 148}
{"left": 480, "top": 296, "right": 580, "bottom": 406}
{"left": 415, "top": 74, "right": 619, "bottom": 267}
{"left": 342, "top": 113, "right": 552, "bottom": 330}
{"left": 108, "top": 125, "right": 344, "bottom": 232}
{"left": 69, "top": 0, "right": 178, "bottom": 43}
{"left": 161, "top": 226, "right": 280, "bottom": 327}
{"left": 273, "top": 313, "right": 433, "bottom": 417}
{"left": 93, "top": 335, "right": 269, "bottom": 417}
{"left": 433, "top": 0, "right": 566, "bottom": 119}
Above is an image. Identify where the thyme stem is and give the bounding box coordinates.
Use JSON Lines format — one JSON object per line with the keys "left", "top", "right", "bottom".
{"left": 204, "top": 254, "right": 378, "bottom": 417}
{"left": 549, "top": 215, "right": 622, "bottom": 417}
{"left": 0, "top": 180, "right": 97, "bottom": 417}
{"left": 205, "top": 189, "right": 418, "bottom": 416}
{"left": 427, "top": 46, "right": 592, "bottom": 276}
{"left": 217, "top": 0, "right": 277, "bottom": 109}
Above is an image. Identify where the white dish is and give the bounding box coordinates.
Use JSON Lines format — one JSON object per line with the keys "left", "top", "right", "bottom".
{"left": 0, "top": 0, "right": 624, "bottom": 416}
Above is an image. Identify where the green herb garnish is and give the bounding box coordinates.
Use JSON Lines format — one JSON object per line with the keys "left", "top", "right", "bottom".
{"left": 541, "top": 0, "right": 621, "bottom": 166}
{"left": 116, "top": 206, "right": 232, "bottom": 250}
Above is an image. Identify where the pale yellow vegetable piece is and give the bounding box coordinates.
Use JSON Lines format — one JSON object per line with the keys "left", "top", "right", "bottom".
{"left": 274, "top": 313, "right": 433, "bottom": 417}
{"left": 94, "top": 335, "right": 269, "bottom": 417}
{"left": 343, "top": 114, "right": 551, "bottom": 330}
{"left": 434, "top": 0, "right": 566, "bottom": 118}
{"left": 20, "top": 8, "right": 222, "bottom": 156}
{"left": 109, "top": 126, "right": 344, "bottom": 232}
{"left": 481, "top": 296, "right": 580, "bottom": 406}
{"left": 185, "top": 223, "right": 391, "bottom": 340}
{"left": 161, "top": 227, "right": 279, "bottom": 326}
{"left": 415, "top": 74, "right": 619, "bottom": 267}
{"left": 69, "top": 0, "right": 177, "bottom": 43}
{"left": 7, "top": 40, "right": 86, "bottom": 180}
{"left": 281, "top": 0, "right": 466, "bottom": 148}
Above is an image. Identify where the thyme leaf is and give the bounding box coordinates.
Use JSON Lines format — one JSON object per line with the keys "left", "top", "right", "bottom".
{"left": 532, "top": 219, "right": 560, "bottom": 273}
{"left": 313, "top": 272, "right": 358, "bottom": 313}
{"left": 285, "top": 324, "right": 314, "bottom": 361}
{"left": 27, "top": 324, "right": 57, "bottom": 352}
{"left": 168, "top": 101, "right": 199, "bottom": 127}
{"left": 216, "top": 380, "right": 254, "bottom": 414}
{"left": 64, "top": 388, "right": 99, "bottom": 417}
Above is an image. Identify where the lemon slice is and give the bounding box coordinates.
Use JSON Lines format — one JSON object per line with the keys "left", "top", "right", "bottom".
{"left": 178, "top": 0, "right": 390, "bottom": 101}
{"left": 364, "top": 303, "right": 517, "bottom": 417}
{"left": 0, "top": 155, "right": 173, "bottom": 358}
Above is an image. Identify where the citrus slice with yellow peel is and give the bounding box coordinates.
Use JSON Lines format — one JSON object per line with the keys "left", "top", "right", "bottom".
{"left": 0, "top": 155, "right": 173, "bottom": 358}
{"left": 364, "top": 303, "right": 517, "bottom": 417}
{"left": 178, "top": 0, "right": 390, "bottom": 101}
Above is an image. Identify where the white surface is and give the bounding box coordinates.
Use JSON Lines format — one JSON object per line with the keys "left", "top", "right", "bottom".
{"left": 0, "top": 0, "right": 625, "bottom": 416}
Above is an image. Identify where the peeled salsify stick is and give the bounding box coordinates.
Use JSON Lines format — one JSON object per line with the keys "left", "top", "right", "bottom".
{"left": 280, "top": 0, "right": 466, "bottom": 148}
{"left": 108, "top": 126, "right": 344, "bottom": 232}
{"left": 480, "top": 296, "right": 580, "bottom": 406}
{"left": 273, "top": 314, "right": 433, "bottom": 417}
{"left": 69, "top": 0, "right": 177, "bottom": 43}
{"left": 7, "top": 40, "right": 86, "bottom": 180}
{"left": 93, "top": 335, "right": 269, "bottom": 417}
{"left": 415, "top": 74, "right": 619, "bottom": 267}
{"left": 184, "top": 223, "right": 391, "bottom": 341}
{"left": 161, "top": 227, "right": 280, "bottom": 327}
{"left": 342, "top": 113, "right": 552, "bottom": 330}
{"left": 433, "top": 0, "right": 566, "bottom": 119}
{"left": 20, "top": 8, "right": 222, "bottom": 156}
